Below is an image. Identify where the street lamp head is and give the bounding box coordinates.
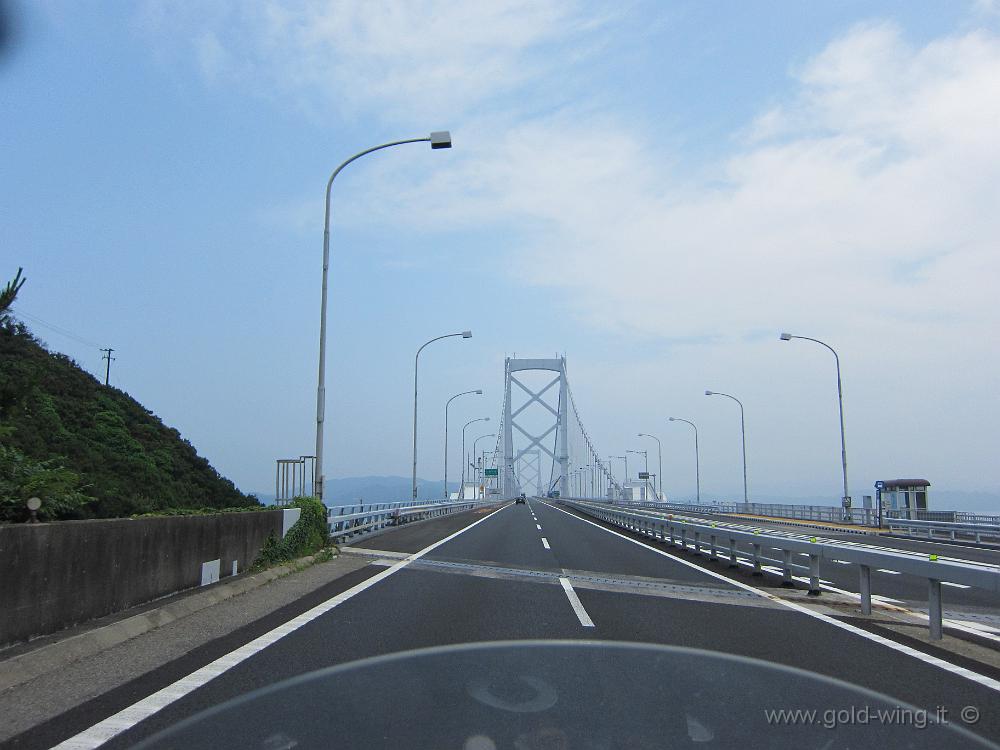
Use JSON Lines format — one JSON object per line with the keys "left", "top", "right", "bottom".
{"left": 475, "top": 389, "right": 483, "bottom": 394}
{"left": 668, "top": 417, "right": 676, "bottom": 421}
{"left": 705, "top": 390, "right": 714, "bottom": 396}
{"left": 780, "top": 332, "right": 792, "bottom": 341}
{"left": 483, "top": 417, "right": 491, "bottom": 422}
{"left": 430, "top": 131, "right": 452, "bottom": 149}
{"left": 462, "top": 330, "right": 473, "bottom": 338}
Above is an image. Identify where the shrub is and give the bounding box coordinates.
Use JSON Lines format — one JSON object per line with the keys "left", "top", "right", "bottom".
{"left": 251, "top": 497, "right": 330, "bottom": 570}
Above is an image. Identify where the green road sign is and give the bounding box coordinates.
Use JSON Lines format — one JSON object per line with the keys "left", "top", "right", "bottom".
{"left": 484, "top": 468, "right": 498, "bottom": 477}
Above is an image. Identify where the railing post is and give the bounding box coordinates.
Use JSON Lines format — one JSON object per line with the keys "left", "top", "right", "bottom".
{"left": 694, "top": 531, "right": 701, "bottom": 555}
{"left": 808, "top": 554, "right": 821, "bottom": 595}
{"left": 928, "top": 579, "right": 943, "bottom": 640}
{"left": 728, "top": 538, "right": 738, "bottom": 568}
{"left": 859, "top": 565, "right": 872, "bottom": 615}
{"left": 781, "top": 549, "right": 793, "bottom": 587}
{"left": 752, "top": 543, "right": 762, "bottom": 576}
{"left": 709, "top": 534, "right": 718, "bottom": 561}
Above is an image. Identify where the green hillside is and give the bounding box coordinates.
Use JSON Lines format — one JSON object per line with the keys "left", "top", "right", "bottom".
{"left": 0, "top": 319, "right": 257, "bottom": 521}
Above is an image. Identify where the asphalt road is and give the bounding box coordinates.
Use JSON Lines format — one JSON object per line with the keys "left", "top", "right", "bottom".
{"left": 14, "top": 500, "right": 1000, "bottom": 749}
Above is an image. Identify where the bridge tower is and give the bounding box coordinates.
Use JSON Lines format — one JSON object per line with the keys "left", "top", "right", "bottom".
{"left": 502, "top": 358, "right": 569, "bottom": 499}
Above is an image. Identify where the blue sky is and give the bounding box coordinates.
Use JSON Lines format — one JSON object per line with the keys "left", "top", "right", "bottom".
{"left": 5, "top": 1, "right": 1000, "bottom": 506}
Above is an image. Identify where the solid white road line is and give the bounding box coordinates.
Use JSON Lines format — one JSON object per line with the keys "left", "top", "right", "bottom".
{"left": 559, "top": 577, "right": 595, "bottom": 627}
{"left": 542, "top": 537, "right": 550, "bottom": 550}
{"left": 539, "top": 502, "right": 1000, "bottom": 694}
{"left": 54, "top": 504, "right": 513, "bottom": 750}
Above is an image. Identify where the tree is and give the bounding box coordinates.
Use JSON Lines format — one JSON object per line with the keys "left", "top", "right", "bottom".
{"left": 0, "top": 267, "right": 26, "bottom": 324}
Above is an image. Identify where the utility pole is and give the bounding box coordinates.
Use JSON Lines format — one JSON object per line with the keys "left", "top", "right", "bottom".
{"left": 100, "top": 348, "right": 115, "bottom": 386}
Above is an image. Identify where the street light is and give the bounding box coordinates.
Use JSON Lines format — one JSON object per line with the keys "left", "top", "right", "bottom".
{"left": 444, "top": 389, "right": 482, "bottom": 498}
{"left": 668, "top": 417, "right": 700, "bottom": 503}
{"left": 637, "top": 433, "right": 663, "bottom": 501}
{"left": 461, "top": 417, "right": 490, "bottom": 499}
{"left": 314, "top": 131, "right": 453, "bottom": 500}
{"left": 705, "top": 390, "right": 748, "bottom": 503}
{"left": 780, "top": 332, "right": 850, "bottom": 509}
{"left": 472, "top": 433, "right": 495, "bottom": 494}
{"left": 411, "top": 331, "right": 472, "bottom": 500}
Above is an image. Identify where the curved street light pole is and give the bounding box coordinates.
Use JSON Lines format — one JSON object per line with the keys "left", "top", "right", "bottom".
{"left": 668, "top": 417, "right": 700, "bottom": 503}
{"left": 638, "top": 433, "right": 663, "bottom": 500}
{"left": 412, "top": 331, "right": 472, "bottom": 500}
{"left": 444, "top": 389, "right": 482, "bottom": 498}
{"left": 314, "top": 131, "right": 453, "bottom": 500}
{"left": 780, "top": 333, "right": 850, "bottom": 506}
{"left": 472, "top": 433, "right": 495, "bottom": 495}
{"left": 705, "top": 390, "right": 748, "bottom": 504}
{"left": 461, "top": 417, "right": 490, "bottom": 500}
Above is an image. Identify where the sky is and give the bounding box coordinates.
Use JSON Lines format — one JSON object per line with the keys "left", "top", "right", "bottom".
{"left": 4, "top": 1, "right": 1000, "bottom": 507}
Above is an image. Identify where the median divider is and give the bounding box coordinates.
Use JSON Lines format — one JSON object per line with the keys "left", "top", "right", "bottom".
{"left": 560, "top": 499, "right": 1000, "bottom": 641}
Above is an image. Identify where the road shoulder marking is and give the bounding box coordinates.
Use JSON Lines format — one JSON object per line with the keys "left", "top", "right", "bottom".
{"left": 54, "top": 504, "right": 513, "bottom": 749}
{"left": 559, "top": 577, "right": 595, "bottom": 627}
{"left": 542, "top": 537, "right": 550, "bottom": 550}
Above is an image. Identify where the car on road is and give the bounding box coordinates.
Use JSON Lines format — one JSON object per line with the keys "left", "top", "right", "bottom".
{"left": 515, "top": 493, "right": 527, "bottom": 504}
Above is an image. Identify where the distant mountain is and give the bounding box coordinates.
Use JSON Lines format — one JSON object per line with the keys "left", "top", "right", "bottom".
{"left": 0, "top": 320, "right": 256, "bottom": 520}
{"left": 254, "top": 475, "right": 458, "bottom": 506}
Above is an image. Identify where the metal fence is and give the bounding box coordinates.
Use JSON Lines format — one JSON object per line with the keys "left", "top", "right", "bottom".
{"left": 601, "top": 499, "right": 999, "bottom": 531}
{"left": 885, "top": 518, "right": 1000, "bottom": 545}
{"left": 327, "top": 500, "right": 494, "bottom": 542}
{"left": 561, "top": 499, "right": 1000, "bottom": 640}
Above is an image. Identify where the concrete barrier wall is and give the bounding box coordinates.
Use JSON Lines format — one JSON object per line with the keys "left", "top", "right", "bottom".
{"left": 0, "top": 510, "right": 285, "bottom": 647}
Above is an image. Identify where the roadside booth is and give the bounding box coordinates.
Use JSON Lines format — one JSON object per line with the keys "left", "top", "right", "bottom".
{"left": 878, "top": 479, "right": 930, "bottom": 520}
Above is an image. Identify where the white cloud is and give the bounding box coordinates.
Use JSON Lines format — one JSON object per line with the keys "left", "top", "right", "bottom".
{"left": 387, "top": 22, "right": 1000, "bottom": 348}
{"left": 138, "top": 0, "right": 605, "bottom": 120}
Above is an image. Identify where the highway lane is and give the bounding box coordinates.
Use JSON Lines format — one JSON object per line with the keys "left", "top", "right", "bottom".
{"left": 22, "top": 499, "right": 1000, "bottom": 748}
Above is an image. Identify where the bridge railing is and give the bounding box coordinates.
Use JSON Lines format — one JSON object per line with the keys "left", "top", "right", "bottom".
{"left": 327, "top": 499, "right": 495, "bottom": 542}
{"left": 559, "top": 499, "right": 1000, "bottom": 641}
{"left": 885, "top": 517, "right": 1000, "bottom": 545}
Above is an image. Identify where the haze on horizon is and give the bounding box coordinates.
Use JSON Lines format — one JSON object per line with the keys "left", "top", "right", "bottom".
{"left": 5, "top": 1, "right": 1000, "bottom": 511}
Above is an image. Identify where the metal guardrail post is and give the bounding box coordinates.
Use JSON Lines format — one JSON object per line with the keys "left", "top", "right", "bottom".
{"left": 709, "top": 534, "right": 718, "bottom": 561}
{"left": 928, "top": 580, "right": 943, "bottom": 640}
{"left": 808, "top": 555, "right": 821, "bottom": 596}
{"left": 728, "top": 538, "right": 738, "bottom": 568}
{"left": 694, "top": 531, "right": 702, "bottom": 555}
{"left": 859, "top": 565, "right": 872, "bottom": 615}
{"left": 781, "top": 549, "right": 793, "bottom": 587}
{"left": 752, "top": 543, "right": 762, "bottom": 576}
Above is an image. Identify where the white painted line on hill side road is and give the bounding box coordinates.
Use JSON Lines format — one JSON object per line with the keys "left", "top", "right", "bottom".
{"left": 560, "top": 577, "right": 595, "bottom": 627}
{"left": 53, "top": 504, "right": 512, "bottom": 750}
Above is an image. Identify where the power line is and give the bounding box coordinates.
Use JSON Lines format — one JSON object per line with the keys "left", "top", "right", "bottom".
{"left": 9, "top": 307, "right": 105, "bottom": 349}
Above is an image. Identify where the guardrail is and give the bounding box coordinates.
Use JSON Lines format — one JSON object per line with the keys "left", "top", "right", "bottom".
{"left": 886, "top": 518, "right": 1000, "bottom": 545}
{"left": 327, "top": 500, "right": 495, "bottom": 542}
{"left": 560, "top": 499, "right": 1000, "bottom": 640}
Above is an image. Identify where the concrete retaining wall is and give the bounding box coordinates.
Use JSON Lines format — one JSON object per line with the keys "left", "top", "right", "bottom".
{"left": 0, "top": 510, "right": 286, "bottom": 648}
